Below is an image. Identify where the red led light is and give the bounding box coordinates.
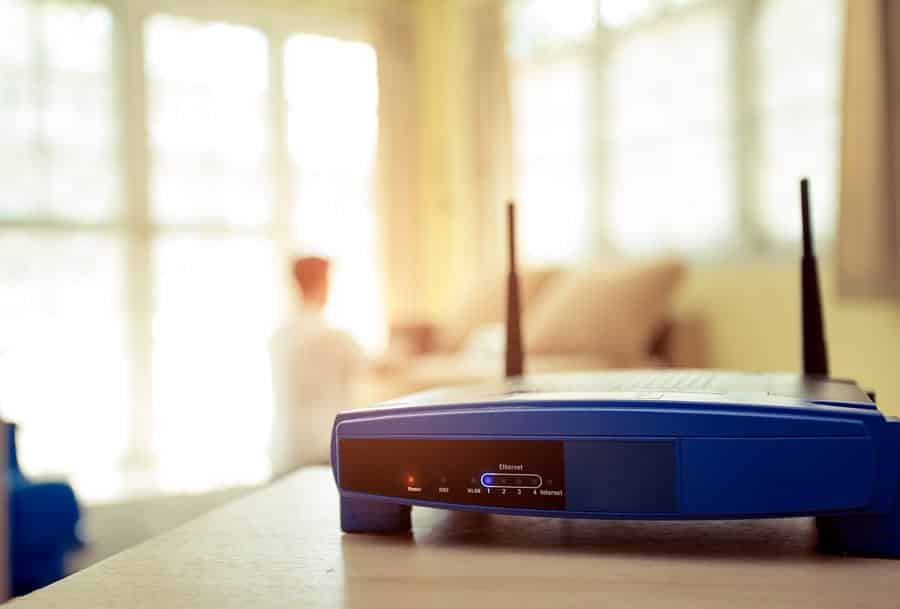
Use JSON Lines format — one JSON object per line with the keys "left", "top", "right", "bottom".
{"left": 406, "top": 475, "right": 416, "bottom": 485}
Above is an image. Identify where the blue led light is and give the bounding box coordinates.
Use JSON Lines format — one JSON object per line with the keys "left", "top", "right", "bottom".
{"left": 483, "top": 475, "right": 494, "bottom": 485}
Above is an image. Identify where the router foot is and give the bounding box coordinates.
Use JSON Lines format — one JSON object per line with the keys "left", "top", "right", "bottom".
{"left": 816, "top": 508, "right": 900, "bottom": 558}
{"left": 340, "top": 496, "right": 411, "bottom": 534}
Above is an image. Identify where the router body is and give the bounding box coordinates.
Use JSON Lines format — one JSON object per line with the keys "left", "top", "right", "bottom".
{"left": 332, "top": 370, "right": 900, "bottom": 556}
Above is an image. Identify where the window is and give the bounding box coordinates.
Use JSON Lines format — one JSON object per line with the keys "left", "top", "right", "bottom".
{"left": 284, "top": 34, "right": 383, "bottom": 350}
{"left": 605, "top": 4, "right": 736, "bottom": 256}
{"left": 512, "top": 59, "right": 593, "bottom": 264}
{"left": 752, "top": 0, "right": 842, "bottom": 243}
{"left": 151, "top": 235, "right": 278, "bottom": 492}
{"left": 146, "top": 16, "right": 271, "bottom": 228}
{"left": 0, "top": 0, "right": 127, "bottom": 499}
{"left": 508, "top": 0, "right": 596, "bottom": 264}
{"left": 0, "top": 0, "right": 119, "bottom": 223}
{"left": 0, "top": 0, "right": 382, "bottom": 500}
{"left": 144, "top": 17, "right": 278, "bottom": 491}
{"left": 0, "top": 234, "right": 130, "bottom": 499}
{"left": 506, "top": 0, "right": 843, "bottom": 261}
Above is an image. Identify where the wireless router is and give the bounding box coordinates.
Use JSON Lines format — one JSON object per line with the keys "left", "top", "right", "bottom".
{"left": 331, "top": 180, "right": 900, "bottom": 557}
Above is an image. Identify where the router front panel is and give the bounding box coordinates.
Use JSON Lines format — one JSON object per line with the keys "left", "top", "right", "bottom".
{"left": 336, "top": 434, "right": 875, "bottom": 518}
{"left": 338, "top": 437, "right": 684, "bottom": 514}
{"left": 333, "top": 396, "right": 891, "bottom": 520}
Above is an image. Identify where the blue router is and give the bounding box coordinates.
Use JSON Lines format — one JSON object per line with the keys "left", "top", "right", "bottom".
{"left": 331, "top": 180, "right": 900, "bottom": 558}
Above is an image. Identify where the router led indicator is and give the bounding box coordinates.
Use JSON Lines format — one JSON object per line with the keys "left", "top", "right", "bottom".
{"left": 481, "top": 473, "right": 542, "bottom": 488}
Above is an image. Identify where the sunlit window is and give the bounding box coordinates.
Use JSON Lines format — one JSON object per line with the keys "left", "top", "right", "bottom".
{"left": 146, "top": 16, "right": 271, "bottom": 228}
{"left": 284, "top": 34, "right": 384, "bottom": 351}
{"left": 0, "top": 0, "right": 118, "bottom": 222}
{"left": 597, "top": 0, "right": 703, "bottom": 29}
{"left": 145, "top": 16, "right": 276, "bottom": 492}
{"left": 506, "top": 0, "right": 597, "bottom": 59}
{"left": 151, "top": 235, "right": 277, "bottom": 492}
{"left": 0, "top": 0, "right": 126, "bottom": 501}
{"left": 606, "top": 5, "right": 736, "bottom": 255}
{"left": 0, "top": 234, "right": 130, "bottom": 500}
{"left": 753, "top": 0, "right": 842, "bottom": 243}
{"left": 598, "top": 0, "right": 661, "bottom": 28}
{"left": 507, "top": 0, "right": 844, "bottom": 260}
{"left": 511, "top": 59, "right": 592, "bottom": 264}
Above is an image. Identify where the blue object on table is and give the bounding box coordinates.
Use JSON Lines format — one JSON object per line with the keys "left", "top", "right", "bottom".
{"left": 7, "top": 422, "right": 82, "bottom": 596}
{"left": 331, "top": 370, "right": 900, "bottom": 558}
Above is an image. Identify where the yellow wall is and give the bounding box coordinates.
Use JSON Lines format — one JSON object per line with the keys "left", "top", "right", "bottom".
{"left": 678, "top": 261, "right": 900, "bottom": 416}
{"left": 412, "top": 0, "right": 478, "bottom": 316}
{"left": 414, "top": 0, "right": 457, "bottom": 314}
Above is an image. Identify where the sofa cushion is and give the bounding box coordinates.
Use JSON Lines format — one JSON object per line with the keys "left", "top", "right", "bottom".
{"left": 525, "top": 259, "right": 685, "bottom": 359}
{"left": 437, "top": 267, "right": 559, "bottom": 351}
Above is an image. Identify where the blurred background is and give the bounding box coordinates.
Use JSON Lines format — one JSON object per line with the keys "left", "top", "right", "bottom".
{"left": 1, "top": 0, "right": 897, "bottom": 516}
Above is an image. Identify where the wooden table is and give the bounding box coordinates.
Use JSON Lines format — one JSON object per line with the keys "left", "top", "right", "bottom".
{"left": 11, "top": 467, "right": 899, "bottom": 608}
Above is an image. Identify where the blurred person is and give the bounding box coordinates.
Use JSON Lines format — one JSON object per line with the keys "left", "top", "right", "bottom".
{"left": 269, "top": 256, "right": 363, "bottom": 477}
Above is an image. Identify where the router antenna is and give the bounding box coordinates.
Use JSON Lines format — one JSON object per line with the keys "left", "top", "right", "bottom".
{"left": 505, "top": 201, "right": 524, "bottom": 378}
{"left": 800, "top": 177, "right": 829, "bottom": 377}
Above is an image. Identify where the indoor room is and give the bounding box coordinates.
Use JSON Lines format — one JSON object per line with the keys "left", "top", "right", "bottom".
{"left": 2, "top": 0, "right": 899, "bottom": 605}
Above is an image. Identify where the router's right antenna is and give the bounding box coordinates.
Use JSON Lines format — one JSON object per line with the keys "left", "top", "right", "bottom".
{"left": 505, "top": 201, "right": 524, "bottom": 378}
{"left": 800, "top": 178, "right": 830, "bottom": 377}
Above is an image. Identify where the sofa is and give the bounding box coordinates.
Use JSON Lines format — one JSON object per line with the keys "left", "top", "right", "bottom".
{"left": 364, "top": 258, "right": 706, "bottom": 403}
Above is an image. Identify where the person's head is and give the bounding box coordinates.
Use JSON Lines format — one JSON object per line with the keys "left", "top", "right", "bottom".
{"left": 292, "top": 256, "right": 330, "bottom": 310}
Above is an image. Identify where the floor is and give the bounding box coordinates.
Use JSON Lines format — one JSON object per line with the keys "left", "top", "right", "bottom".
{"left": 68, "top": 485, "right": 257, "bottom": 574}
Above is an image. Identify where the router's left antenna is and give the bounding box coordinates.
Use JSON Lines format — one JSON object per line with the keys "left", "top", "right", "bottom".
{"left": 505, "top": 200, "right": 524, "bottom": 378}
{"left": 800, "top": 178, "right": 830, "bottom": 377}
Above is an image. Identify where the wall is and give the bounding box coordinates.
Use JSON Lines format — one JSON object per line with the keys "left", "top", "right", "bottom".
{"left": 411, "top": 0, "right": 467, "bottom": 316}
{"left": 678, "top": 261, "right": 900, "bottom": 416}
{"left": 410, "top": 0, "right": 502, "bottom": 319}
